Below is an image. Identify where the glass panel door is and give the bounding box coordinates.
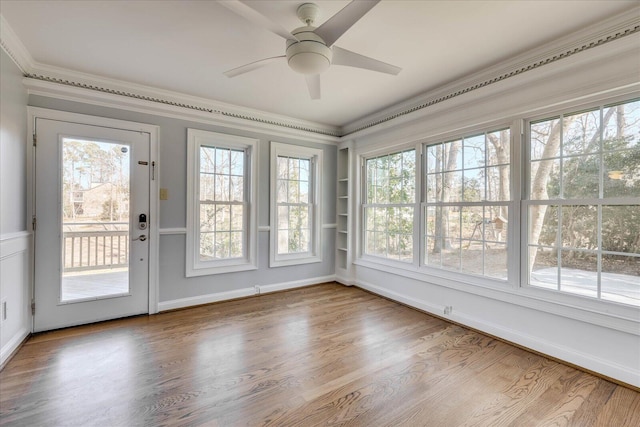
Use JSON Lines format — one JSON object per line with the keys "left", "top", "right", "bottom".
{"left": 61, "top": 138, "right": 131, "bottom": 302}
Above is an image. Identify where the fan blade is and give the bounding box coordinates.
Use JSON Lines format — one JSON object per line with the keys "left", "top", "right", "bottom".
{"left": 305, "top": 74, "right": 321, "bottom": 100}
{"left": 224, "top": 55, "right": 286, "bottom": 77}
{"left": 219, "top": 1, "right": 298, "bottom": 42}
{"left": 314, "top": 0, "right": 380, "bottom": 47}
{"left": 332, "top": 46, "right": 401, "bottom": 75}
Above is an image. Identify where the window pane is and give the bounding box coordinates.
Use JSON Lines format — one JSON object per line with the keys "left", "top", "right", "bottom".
{"left": 463, "top": 134, "right": 485, "bottom": 169}
{"left": 200, "top": 174, "right": 215, "bottom": 201}
{"left": 425, "top": 173, "right": 440, "bottom": 203}
{"left": 560, "top": 205, "right": 597, "bottom": 249}
{"left": 531, "top": 118, "right": 561, "bottom": 161}
{"left": 443, "top": 140, "right": 462, "bottom": 171}
{"left": 529, "top": 205, "right": 558, "bottom": 247}
{"left": 200, "top": 205, "right": 216, "bottom": 232}
{"left": 529, "top": 246, "right": 558, "bottom": 290}
{"left": 461, "top": 206, "right": 483, "bottom": 241}
{"left": 604, "top": 148, "right": 640, "bottom": 198}
{"left": 463, "top": 169, "right": 484, "bottom": 202}
{"left": 426, "top": 144, "right": 440, "bottom": 174}
{"left": 602, "top": 205, "right": 640, "bottom": 253}
{"left": 216, "top": 148, "right": 230, "bottom": 175}
{"left": 230, "top": 205, "right": 244, "bottom": 231}
{"left": 486, "top": 243, "right": 507, "bottom": 280}
{"left": 288, "top": 179, "right": 300, "bottom": 203}
{"left": 485, "top": 207, "right": 508, "bottom": 243}
{"left": 425, "top": 236, "right": 442, "bottom": 267}
{"left": 277, "top": 180, "right": 288, "bottom": 203}
{"left": 230, "top": 149, "right": 244, "bottom": 176}
{"left": 230, "top": 231, "right": 243, "bottom": 258}
{"left": 200, "top": 146, "right": 216, "bottom": 172}
{"left": 604, "top": 100, "right": 640, "bottom": 148}
{"left": 601, "top": 254, "right": 639, "bottom": 306}
{"left": 461, "top": 240, "right": 483, "bottom": 276}
{"left": 442, "top": 240, "right": 461, "bottom": 271}
{"left": 277, "top": 206, "right": 289, "bottom": 229}
{"left": 277, "top": 156, "right": 289, "bottom": 179}
{"left": 443, "top": 171, "right": 462, "bottom": 202}
{"left": 487, "top": 129, "right": 510, "bottom": 166}
{"left": 486, "top": 166, "right": 509, "bottom": 201}
{"left": 200, "top": 232, "right": 214, "bottom": 260}
{"left": 299, "top": 158, "right": 310, "bottom": 181}
{"left": 215, "top": 205, "right": 231, "bottom": 231}
{"left": 559, "top": 250, "right": 597, "bottom": 299}
{"left": 562, "top": 154, "right": 600, "bottom": 199}
{"left": 278, "top": 230, "right": 289, "bottom": 254}
{"left": 230, "top": 176, "right": 243, "bottom": 202}
{"left": 299, "top": 180, "right": 309, "bottom": 203}
{"left": 214, "top": 175, "right": 226, "bottom": 201}
{"left": 215, "top": 232, "right": 230, "bottom": 258}
{"left": 530, "top": 159, "right": 560, "bottom": 199}
{"left": 562, "top": 109, "right": 600, "bottom": 156}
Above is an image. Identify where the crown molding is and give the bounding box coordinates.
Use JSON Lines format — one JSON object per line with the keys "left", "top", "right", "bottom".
{"left": 341, "top": 5, "right": 640, "bottom": 137}
{"left": 3, "top": 7, "right": 639, "bottom": 141}
{"left": 24, "top": 66, "right": 341, "bottom": 141}
{"left": 1, "top": 14, "right": 339, "bottom": 142}
{"left": 0, "top": 14, "right": 33, "bottom": 74}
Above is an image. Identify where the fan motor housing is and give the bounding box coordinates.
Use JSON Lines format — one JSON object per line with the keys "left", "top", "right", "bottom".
{"left": 286, "top": 26, "right": 332, "bottom": 75}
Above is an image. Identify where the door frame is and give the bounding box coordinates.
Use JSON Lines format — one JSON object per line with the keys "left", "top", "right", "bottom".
{"left": 27, "top": 107, "right": 160, "bottom": 329}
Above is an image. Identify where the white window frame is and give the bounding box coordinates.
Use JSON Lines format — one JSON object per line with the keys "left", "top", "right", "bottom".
{"left": 186, "top": 129, "right": 258, "bottom": 276}
{"left": 361, "top": 148, "right": 418, "bottom": 266}
{"left": 522, "top": 98, "right": 640, "bottom": 306}
{"left": 421, "top": 127, "right": 513, "bottom": 281}
{"left": 270, "top": 142, "right": 323, "bottom": 267}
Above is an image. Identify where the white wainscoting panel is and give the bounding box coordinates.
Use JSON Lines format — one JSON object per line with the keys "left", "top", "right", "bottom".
{"left": 1, "top": 232, "right": 31, "bottom": 366}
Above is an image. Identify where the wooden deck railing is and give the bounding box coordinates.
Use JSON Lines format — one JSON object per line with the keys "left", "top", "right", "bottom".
{"left": 63, "top": 222, "right": 129, "bottom": 272}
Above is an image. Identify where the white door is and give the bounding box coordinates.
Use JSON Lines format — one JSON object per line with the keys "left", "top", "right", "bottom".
{"left": 34, "top": 118, "right": 150, "bottom": 332}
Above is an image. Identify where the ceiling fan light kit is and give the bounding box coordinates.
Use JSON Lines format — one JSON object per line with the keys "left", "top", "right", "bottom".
{"left": 286, "top": 26, "right": 332, "bottom": 75}
{"left": 222, "top": 0, "right": 401, "bottom": 99}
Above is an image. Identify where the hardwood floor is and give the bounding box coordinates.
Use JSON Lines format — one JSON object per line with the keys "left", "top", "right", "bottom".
{"left": 1, "top": 283, "right": 638, "bottom": 426}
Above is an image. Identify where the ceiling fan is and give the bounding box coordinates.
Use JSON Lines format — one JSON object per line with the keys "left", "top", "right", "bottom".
{"left": 221, "top": 0, "right": 402, "bottom": 100}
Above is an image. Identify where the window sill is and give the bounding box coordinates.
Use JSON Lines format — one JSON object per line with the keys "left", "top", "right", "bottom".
{"left": 186, "top": 260, "right": 257, "bottom": 277}
{"left": 270, "top": 255, "right": 322, "bottom": 268}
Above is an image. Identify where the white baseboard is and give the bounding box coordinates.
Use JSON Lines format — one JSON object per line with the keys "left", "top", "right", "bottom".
{"left": 355, "top": 279, "right": 640, "bottom": 388}
{"left": 1, "top": 326, "right": 29, "bottom": 367}
{"left": 158, "top": 288, "right": 255, "bottom": 311}
{"left": 256, "top": 275, "right": 335, "bottom": 294}
{"left": 158, "top": 275, "right": 335, "bottom": 312}
{"left": 335, "top": 276, "right": 355, "bottom": 286}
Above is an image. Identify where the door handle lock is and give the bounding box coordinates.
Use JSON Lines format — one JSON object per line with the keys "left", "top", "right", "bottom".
{"left": 133, "top": 234, "right": 147, "bottom": 242}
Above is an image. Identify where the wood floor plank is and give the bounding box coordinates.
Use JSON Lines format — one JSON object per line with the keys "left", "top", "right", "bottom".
{"left": 0, "top": 283, "right": 637, "bottom": 427}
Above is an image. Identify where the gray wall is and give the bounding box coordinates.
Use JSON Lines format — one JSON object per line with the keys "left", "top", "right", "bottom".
{"left": 29, "top": 95, "right": 336, "bottom": 302}
{"left": 1, "top": 49, "right": 28, "bottom": 234}
{"left": 0, "top": 48, "right": 31, "bottom": 364}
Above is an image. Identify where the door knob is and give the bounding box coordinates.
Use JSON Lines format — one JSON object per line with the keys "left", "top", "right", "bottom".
{"left": 133, "top": 234, "right": 147, "bottom": 241}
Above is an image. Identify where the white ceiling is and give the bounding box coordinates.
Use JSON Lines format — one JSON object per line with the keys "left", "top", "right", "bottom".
{"left": 1, "top": 0, "right": 637, "bottom": 128}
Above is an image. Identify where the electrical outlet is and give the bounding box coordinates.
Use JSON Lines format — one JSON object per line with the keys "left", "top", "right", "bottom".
{"left": 444, "top": 306, "right": 453, "bottom": 315}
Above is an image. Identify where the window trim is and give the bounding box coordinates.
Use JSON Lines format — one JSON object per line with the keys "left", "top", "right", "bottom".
{"left": 421, "top": 127, "right": 514, "bottom": 282}
{"left": 270, "top": 142, "right": 323, "bottom": 267}
{"left": 521, "top": 98, "right": 640, "bottom": 305}
{"left": 361, "top": 147, "right": 419, "bottom": 266}
{"left": 186, "top": 129, "right": 258, "bottom": 277}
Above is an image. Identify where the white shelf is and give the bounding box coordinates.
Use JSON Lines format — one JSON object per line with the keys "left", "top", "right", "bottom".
{"left": 336, "top": 145, "right": 350, "bottom": 274}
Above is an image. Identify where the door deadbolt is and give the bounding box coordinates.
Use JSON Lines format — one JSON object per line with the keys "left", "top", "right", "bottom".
{"left": 138, "top": 213, "right": 148, "bottom": 230}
